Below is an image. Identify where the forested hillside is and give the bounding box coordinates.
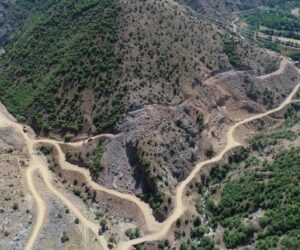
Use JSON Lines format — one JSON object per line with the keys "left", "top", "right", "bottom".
{"left": 0, "top": 0, "right": 122, "bottom": 135}
{"left": 0, "top": 0, "right": 57, "bottom": 48}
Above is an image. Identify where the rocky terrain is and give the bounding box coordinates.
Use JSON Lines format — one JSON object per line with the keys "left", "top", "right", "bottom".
{"left": 0, "top": 124, "right": 105, "bottom": 249}
{"left": 0, "top": 127, "right": 32, "bottom": 249}
{"left": 0, "top": 0, "right": 287, "bottom": 221}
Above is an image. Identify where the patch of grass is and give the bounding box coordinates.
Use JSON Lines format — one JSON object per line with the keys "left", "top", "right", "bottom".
{"left": 61, "top": 231, "right": 69, "bottom": 243}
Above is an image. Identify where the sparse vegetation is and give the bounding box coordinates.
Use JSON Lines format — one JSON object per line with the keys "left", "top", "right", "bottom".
{"left": 12, "top": 203, "right": 19, "bottom": 211}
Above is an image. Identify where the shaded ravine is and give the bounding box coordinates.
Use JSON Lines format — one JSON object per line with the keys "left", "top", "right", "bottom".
{"left": 117, "top": 82, "right": 300, "bottom": 249}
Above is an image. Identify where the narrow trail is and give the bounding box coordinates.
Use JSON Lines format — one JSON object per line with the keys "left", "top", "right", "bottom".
{"left": 0, "top": 57, "right": 298, "bottom": 250}
{"left": 232, "top": 17, "right": 239, "bottom": 33}
{"left": 118, "top": 82, "right": 300, "bottom": 249}
{"left": 35, "top": 155, "right": 108, "bottom": 250}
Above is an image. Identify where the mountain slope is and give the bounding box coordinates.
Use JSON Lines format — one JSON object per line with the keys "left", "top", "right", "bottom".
{"left": 0, "top": 0, "right": 56, "bottom": 49}
{"left": 1, "top": 1, "right": 300, "bottom": 248}
{"left": 0, "top": 0, "right": 279, "bottom": 137}
{"left": 181, "top": 103, "right": 300, "bottom": 250}
{"left": 1, "top": 0, "right": 297, "bottom": 220}
{"left": 0, "top": 0, "right": 122, "bottom": 135}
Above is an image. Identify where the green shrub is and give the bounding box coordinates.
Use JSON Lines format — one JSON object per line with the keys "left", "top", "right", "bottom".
{"left": 125, "top": 227, "right": 140, "bottom": 240}
{"left": 190, "top": 226, "right": 207, "bottom": 239}
{"left": 61, "top": 231, "right": 69, "bottom": 243}
{"left": 12, "top": 203, "right": 19, "bottom": 210}
{"left": 72, "top": 187, "right": 81, "bottom": 196}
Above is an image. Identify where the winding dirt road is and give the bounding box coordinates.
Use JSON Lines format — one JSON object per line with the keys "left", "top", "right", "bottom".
{"left": 0, "top": 57, "right": 299, "bottom": 250}
{"left": 0, "top": 103, "right": 160, "bottom": 249}
{"left": 36, "top": 138, "right": 161, "bottom": 232}
{"left": 117, "top": 81, "right": 300, "bottom": 249}
{"left": 0, "top": 107, "right": 108, "bottom": 250}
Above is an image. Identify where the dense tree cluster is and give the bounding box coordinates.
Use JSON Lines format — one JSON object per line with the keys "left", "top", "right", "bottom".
{"left": 208, "top": 148, "right": 300, "bottom": 248}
